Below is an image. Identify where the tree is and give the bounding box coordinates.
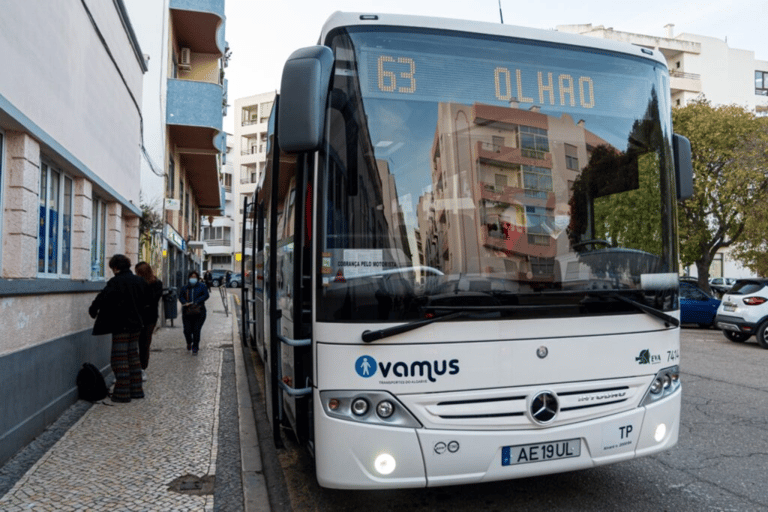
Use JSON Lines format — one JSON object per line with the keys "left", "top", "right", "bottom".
{"left": 673, "top": 100, "right": 768, "bottom": 291}
{"left": 728, "top": 117, "right": 768, "bottom": 275}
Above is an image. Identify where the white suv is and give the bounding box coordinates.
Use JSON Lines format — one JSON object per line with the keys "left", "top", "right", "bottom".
{"left": 715, "top": 279, "right": 768, "bottom": 348}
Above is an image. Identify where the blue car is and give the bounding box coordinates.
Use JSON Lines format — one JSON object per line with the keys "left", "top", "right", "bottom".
{"left": 680, "top": 282, "right": 721, "bottom": 328}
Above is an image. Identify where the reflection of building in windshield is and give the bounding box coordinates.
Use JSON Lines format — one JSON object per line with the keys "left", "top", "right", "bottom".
{"left": 417, "top": 102, "right": 610, "bottom": 284}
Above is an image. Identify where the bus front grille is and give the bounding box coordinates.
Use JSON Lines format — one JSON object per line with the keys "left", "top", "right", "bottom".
{"left": 399, "top": 377, "right": 651, "bottom": 430}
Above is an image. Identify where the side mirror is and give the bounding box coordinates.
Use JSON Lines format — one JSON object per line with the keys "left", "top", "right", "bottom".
{"left": 278, "top": 46, "right": 334, "bottom": 153}
{"left": 673, "top": 134, "right": 693, "bottom": 200}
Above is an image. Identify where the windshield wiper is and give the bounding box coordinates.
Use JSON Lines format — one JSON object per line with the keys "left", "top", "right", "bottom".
{"left": 362, "top": 311, "right": 467, "bottom": 342}
{"left": 361, "top": 304, "right": 565, "bottom": 342}
{"left": 609, "top": 293, "right": 679, "bottom": 327}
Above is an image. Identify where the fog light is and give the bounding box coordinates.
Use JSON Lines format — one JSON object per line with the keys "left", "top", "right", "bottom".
{"left": 654, "top": 423, "right": 667, "bottom": 442}
{"left": 376, "top": 400, "right": 395, "bottom": 418}
{"left": 351, "top": 398, "right": 369, "bottom": 416}
{"left": 374, "top": 453, "right": 396, "bottom": 475}
{"left": 328, "top": 398, "right": 340, "bottom": 411}
{"left": 650, "top": 378, "right": 663, "bottom": 394}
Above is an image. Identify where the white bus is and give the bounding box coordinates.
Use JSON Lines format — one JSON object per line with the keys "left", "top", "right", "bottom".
{"left": 241, "top": 11, "right": 693, "bottom": 489}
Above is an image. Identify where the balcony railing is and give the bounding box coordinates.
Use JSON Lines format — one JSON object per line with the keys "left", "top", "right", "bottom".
{"left": 240, "top": 146, "right": 264, "bottom": 155}
{"left": 481, "top": 142, "right": 502, "bottom": 153}
{"left": 203, "top": 238, "right": 232, "bottom": 247}
{"left": 670, "top": 70, "right": 701, "bottom": 80}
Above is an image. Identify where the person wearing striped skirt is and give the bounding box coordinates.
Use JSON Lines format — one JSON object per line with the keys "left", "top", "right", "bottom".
{"left": 89, "top": 254, "right": 150, "bottom": 403}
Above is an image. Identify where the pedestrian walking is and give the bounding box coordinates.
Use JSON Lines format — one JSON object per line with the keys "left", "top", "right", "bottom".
{"left": 179, "top": 270, "right": 210, "bottom": 354}
{"left": 88, "top": 254, "right": 148, "bottom": 403}
{"left": 135, "top": 261, "right": 163, "bottom": 381}
{"left": 225, "top": 270, "right": 232, "bottom": 287}
{"left": 203, "top": 269, "right": 213, "bottom": 290}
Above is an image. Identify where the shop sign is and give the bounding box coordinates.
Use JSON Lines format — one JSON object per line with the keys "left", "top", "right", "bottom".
{"left": 165, "top": 224, "right": 184, "bottom": 250}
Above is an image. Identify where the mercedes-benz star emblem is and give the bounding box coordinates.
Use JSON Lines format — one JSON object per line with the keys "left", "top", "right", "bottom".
{"left": 530, "top": 391, "right": 559, "bottom": 424}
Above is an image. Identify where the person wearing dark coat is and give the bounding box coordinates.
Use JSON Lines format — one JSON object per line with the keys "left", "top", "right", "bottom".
{"left": 178, "top": 270, "right": 210, "bottom": 354}
{"left": 135, "top": 261, "right": 163, "bottom": 378}
{"left": 89, "top": 254, "right": 149, "bottom": 402}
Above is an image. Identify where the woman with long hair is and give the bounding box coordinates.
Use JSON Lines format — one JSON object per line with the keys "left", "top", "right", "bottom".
{"left": 135, "top": 261, "right": 163, "bottom": 380}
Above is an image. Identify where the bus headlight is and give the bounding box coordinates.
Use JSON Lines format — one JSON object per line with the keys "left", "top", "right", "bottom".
{"left": 320, "top": 391, "right": 422, "bottom": 428}
{"left": 351, "top": 398, "right": 369, "bottom": 416}
{"left": 641, "top": 366, "right": 680, "bottom": 406}
{"left": 376, "top": 400, "right": 395, "bottom": 418}
{"left": 374, "top": 453, "right": 396, "bottom": 475}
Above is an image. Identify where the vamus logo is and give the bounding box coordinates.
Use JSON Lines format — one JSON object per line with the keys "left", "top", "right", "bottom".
{"left": 355, "top": 355, "right": 459, "bottom": 383}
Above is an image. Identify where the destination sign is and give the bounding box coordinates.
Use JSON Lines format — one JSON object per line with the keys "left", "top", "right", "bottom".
{"left": 358, "top": 47, "right": 656, "bottom": 118}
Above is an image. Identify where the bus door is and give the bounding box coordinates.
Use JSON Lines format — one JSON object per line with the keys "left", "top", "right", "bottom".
{"left": 252, "top": 199, "right": 266, "bottom": 361}
{"left": 273, "top": 152, "right": 313, "bottom": 446}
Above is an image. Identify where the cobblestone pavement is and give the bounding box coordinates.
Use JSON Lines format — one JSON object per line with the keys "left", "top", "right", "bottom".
{"left": 0, "top": 293, "right": 246, "bottom": 512}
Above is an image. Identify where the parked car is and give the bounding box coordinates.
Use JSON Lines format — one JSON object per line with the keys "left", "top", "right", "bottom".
{"left": 715, "top": 278, "right": 768, "bottom": 348}
{"left": 708, "top": 277, "right": 737, "bottom": 296}
{"left": 680, "top": 282, "right": 721, "bottom": 328}
{"left": 207, "top": 269, "right": 228, "bottom": 287}
{"left": 228, "top": 273, "right": 242, "bottom": 288}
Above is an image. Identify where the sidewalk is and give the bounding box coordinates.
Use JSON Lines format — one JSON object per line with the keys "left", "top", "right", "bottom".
{"left": 0, "top": 292, "right": 269, "bottom": 512}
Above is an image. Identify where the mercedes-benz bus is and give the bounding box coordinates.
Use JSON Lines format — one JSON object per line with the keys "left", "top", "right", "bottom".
{"left": 241, "top": 11, "right": 693, "bottom": 489}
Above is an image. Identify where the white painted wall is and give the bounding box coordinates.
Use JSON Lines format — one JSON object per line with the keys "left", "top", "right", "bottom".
{"left": 0, "top": 0, "right": 144, "bottom": 207}
{"left": 124, "top": 0, "right": 170, "bottom": 213}
{"left": 680, "top": 34, "right": 760, "bottom": 109}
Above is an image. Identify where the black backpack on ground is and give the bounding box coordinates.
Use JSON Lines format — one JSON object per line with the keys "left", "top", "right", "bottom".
{"left": 76, "top": 363, "right": 110, "bottom": 402}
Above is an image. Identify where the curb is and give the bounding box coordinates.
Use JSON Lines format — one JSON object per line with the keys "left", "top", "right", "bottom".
{"left": 231, "top": 294, "right": 271, "bottom": 512}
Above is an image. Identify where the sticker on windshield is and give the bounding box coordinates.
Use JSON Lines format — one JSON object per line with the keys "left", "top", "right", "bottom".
{"left": 339, "top": 249, "right": 396, "bottom": 278}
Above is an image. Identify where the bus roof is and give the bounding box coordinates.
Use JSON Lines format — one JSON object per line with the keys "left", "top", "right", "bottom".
{"left": 319, "top": 12, "right": 668, "bottom": 68}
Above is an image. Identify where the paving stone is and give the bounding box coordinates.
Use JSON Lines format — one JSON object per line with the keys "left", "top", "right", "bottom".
{"left": 0, "top": 296, "right": 241, "bottom": 511}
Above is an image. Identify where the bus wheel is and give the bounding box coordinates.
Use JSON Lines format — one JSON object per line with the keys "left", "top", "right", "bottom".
{"left": 723, "top": 330, "right": 750, "bottom": 343}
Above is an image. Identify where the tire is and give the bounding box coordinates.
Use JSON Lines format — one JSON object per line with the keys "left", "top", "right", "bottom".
{"left": 230, "top": 280, "right": 240, "bottom": 288}
{"left": 212, "top": 279, "right": 221, "bottom": 287}
{"left": 723, "top": 330, "right": 750, "bottom": 343}
{"left": 757, "top": 322, "right": 768, "bottom": 349}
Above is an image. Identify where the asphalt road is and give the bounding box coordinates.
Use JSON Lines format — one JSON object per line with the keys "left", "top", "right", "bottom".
{"left": 253, "top": 326, "right": 768, "bottom": 512}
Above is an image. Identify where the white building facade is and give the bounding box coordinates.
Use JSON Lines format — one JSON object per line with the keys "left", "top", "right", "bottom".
{"left": 233, "top": 92, "right": 276, "bottom": 268}
{"left": 0, "top": 0, "right": 146, "bottom": 464}
{"left": 556, "top": 23, "right": 768, "bottom": 280}
{"left": 201, "top": 135, "right": 236, "bottom": 272}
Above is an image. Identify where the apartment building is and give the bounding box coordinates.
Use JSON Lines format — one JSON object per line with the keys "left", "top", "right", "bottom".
{"left": 162, "top": 0, "right": 228, "bottom": 289}
{"left": 556, "top": 23, "right": 768, "bottom": 280}
{"left": 0, "top": 1, "right": 146, "bottom": 464}
{"left": 124, "top": 0, "right": 228, "bottom": 290}
{"left": 556, "top": 23, "right": 768, "bottom": 114}
{"left": 200, "top": 135, "right": 236, "bottom": 272}
{"left": 233, "top": 92, "right": 276, "bottom": 268}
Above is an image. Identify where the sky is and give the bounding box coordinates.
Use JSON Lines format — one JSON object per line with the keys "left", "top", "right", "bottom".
{"left": 222, "top": 0, "right": 766, "bottom": 133}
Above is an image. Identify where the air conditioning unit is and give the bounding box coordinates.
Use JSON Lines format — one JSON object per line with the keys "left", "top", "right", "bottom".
{"left": 179, "top": 47, "right": 191, "bottom": 70}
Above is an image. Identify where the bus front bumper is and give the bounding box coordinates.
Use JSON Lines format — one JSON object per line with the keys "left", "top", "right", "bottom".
{"left": 314, "top": 389, "right": 680, "bottom": 489}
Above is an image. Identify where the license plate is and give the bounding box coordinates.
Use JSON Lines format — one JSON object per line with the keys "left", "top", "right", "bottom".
{"left": 724, "top": 304, "right": 736, "bottom": 312}
{"left": 501, "top": 438, "right": 581, "bottom": 466}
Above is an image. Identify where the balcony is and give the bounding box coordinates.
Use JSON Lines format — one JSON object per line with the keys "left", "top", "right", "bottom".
{"left": 670, "top": 70, "right": 702, "bottom": 94}
{"left": 477, "top": 141, "right": 553, "bottom": 168}
{"left": 170, "top": 0, "right": 226, "bottom": 55}
{"left": 167, "top": 79, "right": 223, "bottom": 131}
{"left": 167, "top": 79, "right": 224, "bottom": 215}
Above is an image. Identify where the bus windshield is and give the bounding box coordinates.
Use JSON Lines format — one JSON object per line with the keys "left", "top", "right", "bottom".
{"left": 318, "top": 27, "right": 678, "bottom": 323}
